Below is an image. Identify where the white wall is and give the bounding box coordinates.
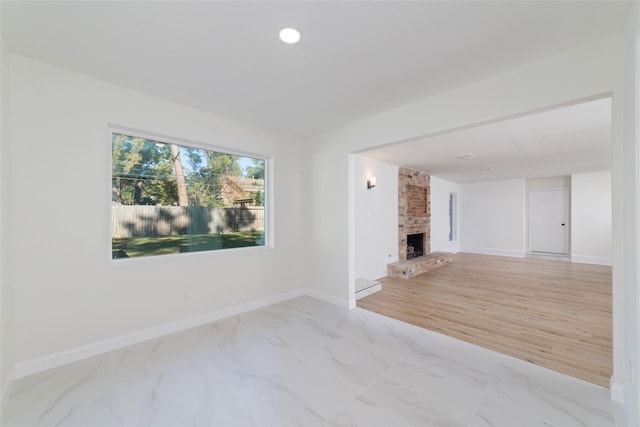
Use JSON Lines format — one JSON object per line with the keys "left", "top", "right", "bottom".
{"left": 0, "top": 33, "right": 14, "bottom": 406}
{"left": 456, "top": 174, "right": 612, "bottom": 262}
{"left": 430, "top": 176, "right": 460, "bottom": 253}
{"left": 353, "top": 155, "right": 398, "bottom": 280}
{"left": 459, "top": 179, "right": 526, "bottom": 256}
{"left": 620, "top": 3, "right": 640, "bottom": 425}
{"left": 7, "top": 54, "right": 307, "bottom": 364}
{"left": 571, "top": 171, "right": 612, "bottom": 264}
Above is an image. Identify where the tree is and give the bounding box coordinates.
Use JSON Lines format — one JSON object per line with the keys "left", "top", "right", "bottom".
{"left": 253, "top": 189, "right": 264, "bottom": 206}
{"left": 169, "top": 144, "right": 188, "bottom": 206}
{"left": 183, "top": 152, "right": 242, "bottom": 206}
{"left": 185, "top": 167, "right": 219, "bottom": 207}
{"left": 112, "top": 134, "right": 181, "bottom": 206}
{"left": 244, "top": 158, "right": 265, "bottom": 180}
{"left": 139, "top": 160, "right": 178, "bottom": 205}
{"left": 112, "top": 134, "right": 245, "bottom": 208}
{"left": 112, "top": 134, "right": 165, "bottom": 205}
{"left": 207, "top": 152, "right": 241, "bottom": 177}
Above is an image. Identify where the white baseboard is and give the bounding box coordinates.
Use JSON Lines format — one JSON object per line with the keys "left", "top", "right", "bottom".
{"left": 610, "top": 380, "right": 639, "bottom": 427}
{"left": 13, "top": 288, "right": 347, "bottom": 380}
{"left": 460, "top": 247, "right": 525, "bottom": 258}
{"left": 571, "top": 255, "right": 612, "bottom": 266}
{"left": 357, "top": 267, "right": 388, "bottom": 281}
{"left": 431, "top": 246, "right": 460, "bottom": 254}
{"left": 304, "top": 288, "right": 350, "bottom": 309}
{"left": 357, "top": 257, "right": 399, "bottom": 281}
{"left": 611, "top": 380, "right": 625, "bottom": 404}
{"left": 355, "top": 283, "right": 382, "bottom": 300}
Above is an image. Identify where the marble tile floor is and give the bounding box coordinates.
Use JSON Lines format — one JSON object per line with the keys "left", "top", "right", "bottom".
{"left": 2, "top": 296, "right": 625, "bottom": 427}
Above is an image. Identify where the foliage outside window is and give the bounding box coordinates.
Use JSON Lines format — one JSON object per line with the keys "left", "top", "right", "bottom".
{"left": 111, "top": 132, "right": 266, "bottom": 259}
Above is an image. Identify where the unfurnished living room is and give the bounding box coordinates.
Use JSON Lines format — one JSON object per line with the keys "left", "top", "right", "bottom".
{"left": 1, "top": 1, "right": 639, "bottom": 427}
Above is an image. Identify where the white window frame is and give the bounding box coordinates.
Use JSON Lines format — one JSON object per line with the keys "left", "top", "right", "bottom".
{"left": 108, "top": 125, "right": 272, "bottom": 262}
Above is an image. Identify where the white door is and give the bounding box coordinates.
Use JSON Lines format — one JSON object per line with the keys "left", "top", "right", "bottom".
{"left": 530, "top": 188, "right": 569, "bottom": 254}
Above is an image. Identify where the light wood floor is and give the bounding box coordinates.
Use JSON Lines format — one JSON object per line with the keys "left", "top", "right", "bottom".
{"left": 358, "top": 253, "right": 612, "bottom": 387}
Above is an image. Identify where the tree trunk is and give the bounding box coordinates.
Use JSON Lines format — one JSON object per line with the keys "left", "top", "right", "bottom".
{"left": 134, "top": 180, "right": 143, "bottom": 204}
{"left": 170, "top": 144, "right": 189, "bottom": 206}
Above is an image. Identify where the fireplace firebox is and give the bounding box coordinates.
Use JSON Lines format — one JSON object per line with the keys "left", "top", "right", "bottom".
{"left": 406, "top": 233, "right": 424, "bottom": 259}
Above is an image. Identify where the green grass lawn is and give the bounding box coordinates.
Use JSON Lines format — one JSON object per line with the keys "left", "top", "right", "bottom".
{"left": 112, "top": 230, "right": 265, "bottom": 259}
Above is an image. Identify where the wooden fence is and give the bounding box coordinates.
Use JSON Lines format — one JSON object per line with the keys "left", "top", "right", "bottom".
{"left": 112, "top": 205, "right": 264, "bottom": 238}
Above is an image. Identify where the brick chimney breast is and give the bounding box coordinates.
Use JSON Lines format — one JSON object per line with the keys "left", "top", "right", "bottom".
{"left": 398, "top": 167, "right": 430, "bottom": 261}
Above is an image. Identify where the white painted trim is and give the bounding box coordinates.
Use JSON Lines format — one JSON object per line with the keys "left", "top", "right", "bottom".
{"left": 13, "top": 288, "right": 346, "bottom": 380}
{"left": 356, "top": 256, "right": 399, "bottom": 281}
{"left": 571, "top": 255, "right": 613, "bottom": 266}
{"left": 107, "top": 124, "right": 274, "bottom": 263}
{"left": 431, "top": 245, "right": 461, "bottom": 254}
{"left": 357, "top": 269, "right": 385, "bottom": 283}
{"left": 610, "top": 379, "right": 636, "bottom": 427}
{"left": 611, "top": 380, "right": 625, "bottom": 404}
{"left": 460, "top": 247, "right": 525, "bottom": 258}
{"left": 355, "top": 283, "right": 382, "bottom": 300}
{"left": 358, "top": 267, "right": 387, "bottom": 281}
{"left": 462, "top": 248, "right": 611, "bottom": 266}
{"left": 609, "top": 377, "right": 638, "bottom": 427}
{"left": 355, "top": 278, "right": 379, "bottom": 292}
{"left": 347, "top": 153, "right": 356, "bottom": 310}
{"left": 1, "top": 367, "right": 15, "bottom": 412}
{"left": 305, "top": 289, "right": 350, "bottom": 309}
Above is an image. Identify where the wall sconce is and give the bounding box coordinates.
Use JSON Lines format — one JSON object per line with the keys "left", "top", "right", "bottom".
{"left": 367, "top": 176, "right": 377, "bottom": 190}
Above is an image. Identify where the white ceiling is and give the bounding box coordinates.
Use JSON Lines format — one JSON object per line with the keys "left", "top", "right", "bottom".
{"left": 0, "top": 1, "right": 631, "bottom": 138}
{"left": 0, "top": 1, "right": 627, "bottom": 183}
{"left": 360, "top": 97, "right": 612, "bottom": 183}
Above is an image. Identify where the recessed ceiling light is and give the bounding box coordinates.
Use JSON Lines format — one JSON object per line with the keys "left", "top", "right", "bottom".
{"left": 457, "top": 153, "right": 476, "bottom": 159}
{"left": 279, "top": 27, "right": 301, "bottom": 44}
{"left": 480, "top": 167, "right": 495, "bottom": 171}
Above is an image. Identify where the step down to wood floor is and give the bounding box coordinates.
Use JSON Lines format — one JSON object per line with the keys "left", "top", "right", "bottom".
{"left": 355, "top": 278, "right": 382, "bottom": 300}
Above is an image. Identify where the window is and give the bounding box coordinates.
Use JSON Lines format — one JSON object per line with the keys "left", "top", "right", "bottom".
{"left": 448, "top": 192, "right": 457, "bottom": 242}
{"left": 111, "top": 131, "right": 266, "bottom": 259}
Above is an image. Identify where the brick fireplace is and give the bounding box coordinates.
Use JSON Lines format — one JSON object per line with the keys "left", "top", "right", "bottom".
{"left": 397, "top": 168, "right": 431, "bottom": 261}
{"left": 387, "top": 167, "right": 453, "bottom": 279}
